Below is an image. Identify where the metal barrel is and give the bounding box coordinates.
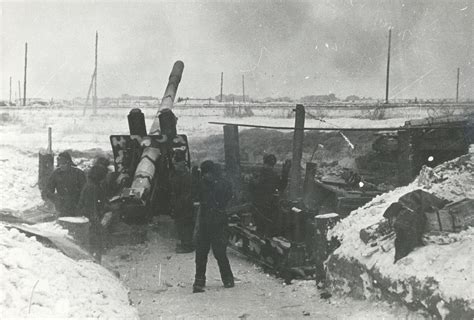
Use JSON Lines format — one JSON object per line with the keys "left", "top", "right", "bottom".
{"left": 149, "top": 60, "right": 184, "bottom": 135}
{"left": 129, "top": 61, "right": 184, "bottom": 201}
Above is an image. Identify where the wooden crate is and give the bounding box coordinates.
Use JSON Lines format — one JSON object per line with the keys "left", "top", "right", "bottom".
{"left": 426, "top": 198, "right": 474, "bottom": 232}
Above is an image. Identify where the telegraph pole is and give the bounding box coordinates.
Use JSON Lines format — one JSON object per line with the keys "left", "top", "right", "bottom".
{"left": 9, "top": 77, "right": 12, "bottom": 105}
{"left": 23, "top": 42, "right": 28, "bottom": 106}
{"left": 385, "top": 29, "right": 391, "bottom": 104}
{"left": 93, "top": 31, "right": 98, "bottom": 115}
{"left": 456, "top": 67, "right": 460, "bottom": 103}
{"left": 220, "top": 72, "right": 223, "bottom": 102}
{"left": 242, "top": 75, "right": 246, "bottom": 104}
{"left": 18, "top": 81, "right": 21, "bottom": 106}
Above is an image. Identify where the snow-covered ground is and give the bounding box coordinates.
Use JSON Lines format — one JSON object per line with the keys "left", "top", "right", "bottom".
{"left": 0, "top": 225, "right": 138, "bottom": 319}
{"left": 0, "top": 106, "right": 410, "bottom": 211}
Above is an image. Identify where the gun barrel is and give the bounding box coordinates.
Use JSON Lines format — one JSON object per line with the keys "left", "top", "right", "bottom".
{"left": 149, "top": 61, "right": 184, "bottom": 134}
{"left": 126, "top": 61, "right": 184, "bottom": 204}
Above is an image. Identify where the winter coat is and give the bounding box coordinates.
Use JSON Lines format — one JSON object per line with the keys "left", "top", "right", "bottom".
{"left": 197, "top": 175, "right": 233, "bottom": 226}
{"left": 76, "top": 181, "right": 109, "bottom": 227}
{"left": 43, "top": 166, "right": 86, "bottom": 217}
{"left": 250, "top": 166, "right": 287, "bottom": 210}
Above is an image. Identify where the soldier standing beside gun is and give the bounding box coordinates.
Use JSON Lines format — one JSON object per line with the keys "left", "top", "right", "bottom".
{"left": 193, "top": 160, "right": 234, "bottom": 293}
{"left": 76, "top": 165, "right": 112, "bottom": 263}
{"left": 43, "top": 151, "right": 86, "bottom": 217}
{"left": 250, "top": 154, "right": 291, "bottom": 236}
{"left": 170, "top": 149, "right": 194, "bottom": 253}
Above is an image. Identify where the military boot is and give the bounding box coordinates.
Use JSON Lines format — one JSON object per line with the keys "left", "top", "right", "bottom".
{"left": 223, "top": 277, "right": 234, "bottom": 288}
{"left": 192, "top": 278, "right": 206, "bottom": 293}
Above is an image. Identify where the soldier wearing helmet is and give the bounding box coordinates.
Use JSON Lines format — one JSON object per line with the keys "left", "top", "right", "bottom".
{"left": 192, "top": 160, "right": 234, "bottom": 293}
{"left": 43, "top": 151, "right": 86, "bottom": 217}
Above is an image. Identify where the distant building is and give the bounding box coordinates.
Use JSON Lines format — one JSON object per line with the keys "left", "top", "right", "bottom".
{"left": 300, "top": 93, "right": 338, "bottom": 104}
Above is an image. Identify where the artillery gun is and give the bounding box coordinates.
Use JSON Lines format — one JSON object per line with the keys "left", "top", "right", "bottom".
{"left": 109, "top": 61, "right": 189, "bottom": 222}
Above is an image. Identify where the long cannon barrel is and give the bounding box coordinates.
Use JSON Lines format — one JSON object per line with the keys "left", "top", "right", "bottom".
{"left": 128, "top": 61, "right": 184, "bottom": 202}
{"left": 149, "top": 61, "right": 184, "bottom": 134}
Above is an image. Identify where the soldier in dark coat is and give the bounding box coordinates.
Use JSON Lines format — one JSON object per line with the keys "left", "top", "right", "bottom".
{"left": 77, "top": 165, "right": 110, "bottom": 262}
{"left": 170, "top": 150, "right": 194, "bottom": 253}
{"left": 43, "top": 151, "right": 86, "bottom": 217}
{"left": 93, "top": 156, "right": 120, "bottom": 198}
{"left": 250, "top": 154, "right": 290, "bottom": 236}
{"left": 193, "top": 160, "right": 234, "bottom": 293}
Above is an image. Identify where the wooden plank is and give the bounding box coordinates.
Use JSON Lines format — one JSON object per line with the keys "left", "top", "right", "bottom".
{"left": 3, "top": 223, "right": 93, "bottom": 261}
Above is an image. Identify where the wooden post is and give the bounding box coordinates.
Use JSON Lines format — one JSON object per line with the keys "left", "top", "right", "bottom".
{"left": 223, "top": 125, "right": 241, "bottom": 196}
{"left": 9, "top": 76, "right": 12, "bottom": 105}
{"left": 220, "top": 72, "right": 223, "bottom": 102}
{"left": 23, "top": 42, "right": 28, "bottom": 106}
{"left": 223, "top": 125, "right": 241, "bottom": 175}
{"left": 385, "top": 29, "right": 391, "bottom": 104}
{"left": 289, "top": 104, "right": 305, "bottom": 200}
{"left": 38, "top": 127, "right": 54, "bottom": 193}
{"left": 93, "top": 31, "right": 98, "bottom": 115}
{"left": 456, "top": 67, "right": 460, "bottom": 103}
{"left": 47, "top": 127, "right": 52, "bottom": 153}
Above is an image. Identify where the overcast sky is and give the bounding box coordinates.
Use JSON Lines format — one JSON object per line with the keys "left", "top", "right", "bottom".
{"left": 1, "top": 0, "right": 472, "bottom": 100}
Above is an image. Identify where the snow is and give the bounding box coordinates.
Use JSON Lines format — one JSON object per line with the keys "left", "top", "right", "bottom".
{"left": 0, "top": 225, "right": 138, "bottom": 319}
{"left": 328, "top": 152, "right": 474, "bottom": 304}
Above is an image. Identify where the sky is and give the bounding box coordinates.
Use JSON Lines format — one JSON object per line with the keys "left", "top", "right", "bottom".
{"left": 1, "top": 0, "right": 472, "bottom": 101}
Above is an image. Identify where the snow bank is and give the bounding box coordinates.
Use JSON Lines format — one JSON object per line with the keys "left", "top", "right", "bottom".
{"left": 0, "top": 225, "right": 138, "bottom": 319}
{"left": 0, "top": 146, "right": 42, "bottom": 211}
{"left": 327, "top": 152, "right": 474, "bottom": 317}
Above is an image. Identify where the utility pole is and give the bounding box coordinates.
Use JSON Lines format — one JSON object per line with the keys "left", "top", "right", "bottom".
{"left": 9, "top": 77, "right": 12, "bottom": 105}
{"left": 242, "top": 75, "right": 246, "bottom": 104}
{"left": 23, "top": 42, "right": 28, "bottom": 106}
{"left": 220, "top": 72, "right": 223, "bottom": 102}
{"left": 18, "top": 81, "right": 21, "bottom": 106}
{"left": 93, "top": 31, "right": 98, "bottom": 115}
{"left": 456, "top": 67, "right": 460, "bottom": 103}
{"left": 385, "top": 29, "right": 391, "bottom": 104}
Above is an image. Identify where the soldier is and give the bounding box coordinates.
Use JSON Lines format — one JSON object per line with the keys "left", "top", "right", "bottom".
{"left": 193, "top": 160, "right": 234, "bottom": 293}
{"left": 76, "top": 165, "right": 110, "bottom": 262}
{"left": 250, "top": 154, "right": 291, "bottom": 236}
{"left": 93, "top": 156, "right": 120, "bottom": 198}
{"left": 43, "top": 151, "right": 86, "bottom": 217}
{"left": 169, "top": 149, "right": 194, "bottom": 253}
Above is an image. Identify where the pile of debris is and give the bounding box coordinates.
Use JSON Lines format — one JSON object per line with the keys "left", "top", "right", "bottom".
{"left": 326, "top": 152, "right": 474, "bottom": 319}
